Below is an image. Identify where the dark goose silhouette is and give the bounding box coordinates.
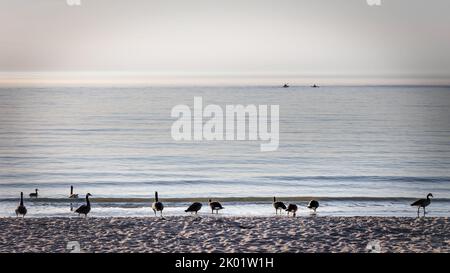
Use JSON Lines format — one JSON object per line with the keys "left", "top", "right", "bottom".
{"left": 307, "top": 200, "right": 319, "bottom": 213}
{"left": 273, "top": 197, "right": 286, "bottom": 214}
{"left": 75, "top": 193, "right": 92, "bottom": 218}
{"left": 209, "top": 199, "right": 223, "bottom": 214}
{"left": 411, "top": 193, "right": 433, "bottom": 216}
{"left": 29, "top": 189, "right": 38, "bottom": 198}
{"left": 283, "top": 83, "right": 289, "bottom": 88}
{"left": 69, "top": 186, "right": 79, "bottom": 199}
{"left": 152, "top": 191, "right": 164, "bottom": 217}
{"left": 185, "top": 202, "right": 202, "bottom": 214}
{"left": 15, "top": 192, "right": 27, "bottom": 218}
{"left": 286, "top": 203, "right": 298, "bottom": 217}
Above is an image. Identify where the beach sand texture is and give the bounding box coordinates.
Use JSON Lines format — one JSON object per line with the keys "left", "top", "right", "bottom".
{"left": 0, "top": 216, "right": 448, "bottom": 253}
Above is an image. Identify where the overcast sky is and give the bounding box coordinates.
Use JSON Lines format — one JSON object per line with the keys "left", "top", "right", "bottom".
{"left": 1, "top": 0, "right": 449, "bottom": 85}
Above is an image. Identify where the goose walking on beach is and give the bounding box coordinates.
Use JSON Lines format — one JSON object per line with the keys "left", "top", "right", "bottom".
{"left": 152, "top": 191, "right": 164, "bottom": 217}
{"left": 286, "top": 204, "right": 298, "bottom": 217}
{"left": 15, "top": 192, "right": 27, "bottom": 218}
{"left": 273, "top": 197, "right": 286, "bottom": 214}
{"left": 69, "top": 186, "right": 79, "bottom": 199}
{"left": 209, "top": 199, "right": 223, "bottom": 214}
{"left": 29, "top": 189, "right": 38, "bottom": 198}
{"left": 75, "top": 193, "right": 92, "bottom": 218}
{"left": 185, "top": 202, "right": 202, "bottom": 214}
{"left": 411, "top": 193, "right": 433, "bottom": 216}
{"left": 307, "top": 200, "right": 319, "bottom": 213}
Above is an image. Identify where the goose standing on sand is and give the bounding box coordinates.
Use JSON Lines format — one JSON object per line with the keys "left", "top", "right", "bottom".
{"left": 69, "top": 186, "right": 79, "bottom": 199}
{"left": 15, "top": 192, "right": 27, "bottom": 218}
{"left": 411, "top": 193, "right": 433, "bottom": 216}
{"left": 185, "top": 202, "right": 202, "bottom": 214}
{"left": 286, "top": 204, "right": 298, "bottom": 217}
{"left": 307, "top": 200, "right": 319, "bottom": 213}
{"left": 75, "top": 193, "right": 92, "bottom": 218}
{"left": 209, "top": 199, "right": 223, "bottom": 214}
{"left": 29, "top": 188, "right": 38, "bottom": 198}
{"left": 273, "top": 197, "right": 286, "bottom": 214}
{"left": 152, "top": 191, "right": 164, "bottom": 217}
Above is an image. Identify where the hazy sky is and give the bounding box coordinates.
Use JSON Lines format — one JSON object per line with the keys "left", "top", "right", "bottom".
{"left": 1, "top": 0, "right": 450, "bottom": 85}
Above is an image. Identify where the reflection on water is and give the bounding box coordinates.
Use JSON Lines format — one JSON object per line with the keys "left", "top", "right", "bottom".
{"left": 0, "top": 86, "right": 449, "bottom": 217}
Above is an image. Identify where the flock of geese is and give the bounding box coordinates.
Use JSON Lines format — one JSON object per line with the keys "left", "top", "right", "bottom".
{"left": 14, "top": 186, "right": 434, "bottom": 218}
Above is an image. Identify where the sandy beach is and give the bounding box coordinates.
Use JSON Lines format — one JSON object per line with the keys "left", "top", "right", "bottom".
{"left": 0, "top": 216, "right": 448, "bottom": 253}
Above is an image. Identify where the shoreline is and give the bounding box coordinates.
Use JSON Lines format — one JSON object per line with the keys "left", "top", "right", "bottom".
{"left": 1, "top": 216, "right": 448, "bottom": 253}
{"left": 0, "top": 215, "right": 447, "bottom": 219}
{"left": 2, "top": 198, "right": 449, "bottom": 218}
{"left": 4, "top": 196, "right": 450, "bottom": 203}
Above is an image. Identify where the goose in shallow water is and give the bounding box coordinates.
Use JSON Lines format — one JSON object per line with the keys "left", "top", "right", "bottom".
{"left": 29, "top": 189, "right": 38, "bottom": 198}
{"left": 286, "top": 203, "right": 298, "bottom": 217}
{"left": 273, "top": 197, "right": 286, "bottom": 214}
{"left": 209, "top": 199, "right": 223, "bottom": 214}
{"left": 69, "top": 186, "right": 79, "bottom": 199}
{"left": 152, "top": 191, "right": 164, "bottom": 217}
{"left": 411, "top": 193, "right": 433, "bottom": 216}
{"left": 75, "top": 193, "right": 92, "bottom": 218}
{"left": 15, "top": 192, "right": 27, "bottom": 218}
{"left": 185, "top": 202, "right": 202, "bottom": 214}
{"left": 307, "top": 200, "right": 319, "bottom": 213}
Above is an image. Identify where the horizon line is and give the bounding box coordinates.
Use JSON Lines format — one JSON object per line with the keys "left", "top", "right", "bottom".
{"left": 1, "top": 71, "right": 449, "bottom": 87}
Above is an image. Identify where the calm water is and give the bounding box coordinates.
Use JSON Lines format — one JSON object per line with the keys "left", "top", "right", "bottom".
{"left": 0, "top": 86, "right": 449, "bottom": 217}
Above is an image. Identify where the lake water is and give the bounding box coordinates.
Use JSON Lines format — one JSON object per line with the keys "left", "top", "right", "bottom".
{"left": 0, "top": 85, "right": 449, "bottom": 217}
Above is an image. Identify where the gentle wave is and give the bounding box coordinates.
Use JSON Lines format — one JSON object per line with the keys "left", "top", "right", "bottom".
{"left": 2, "top": 196, "right": 450, "bottom": 203}
{"left": 1, "top": 176, "right": 449, "bottom": 186}
{"left": 259, "top": 176, "right": 450, "bottom": 183}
